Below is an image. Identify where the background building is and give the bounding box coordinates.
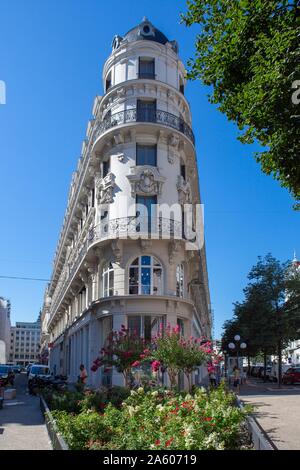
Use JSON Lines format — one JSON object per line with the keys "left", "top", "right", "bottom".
{"left": 43, "top": 18, "right": 212, "bottom": 388}
{"left": 10, "top": 315, "right": 41, "bottom": 366}
{"left": 0, "top": 297, "right": 11, "bottom": 363}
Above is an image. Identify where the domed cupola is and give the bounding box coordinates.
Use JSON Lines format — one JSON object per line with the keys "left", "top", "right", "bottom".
{"left": 111, "top": 17, "right": 179, "bottom": 53}
{"left": 124, "top": 17, "right": 168, "bottom": 44}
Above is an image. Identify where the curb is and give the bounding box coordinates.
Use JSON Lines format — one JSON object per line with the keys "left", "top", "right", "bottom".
{"left": 237, "top": 398, "right": 277, "bottom": 451}
{"left": 40, "top": 396, "right": 69, "bottom": 450}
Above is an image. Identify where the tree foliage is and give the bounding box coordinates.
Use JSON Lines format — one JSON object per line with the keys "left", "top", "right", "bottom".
{"left": 222, "top": 254, "right": 300, "bottom": 382}
{"left": 182, "top": 0, "right": 300, "bottom": 206}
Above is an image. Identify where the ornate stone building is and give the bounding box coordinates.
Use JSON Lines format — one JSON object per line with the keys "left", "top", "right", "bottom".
{"left": 42, "top": 18, "right": 212, "bottom": 387}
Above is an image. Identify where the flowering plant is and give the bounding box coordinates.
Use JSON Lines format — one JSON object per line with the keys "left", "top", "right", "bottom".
{"left": 140, "top": 324, "right": 212, "bottom": 390}
{"left": 91, "top": 325, "right": 146, "bottom": 387}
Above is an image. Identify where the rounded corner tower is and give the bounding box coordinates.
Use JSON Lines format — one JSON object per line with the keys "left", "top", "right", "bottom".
{"left": 43, "top": 18, "right": 212, "bottom": 388}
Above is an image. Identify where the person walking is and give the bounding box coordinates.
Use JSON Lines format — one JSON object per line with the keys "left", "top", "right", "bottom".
{"left": 233, "top": 366, "right": 241, "bottom": 394}
{"left": 78, "top": 364, "right": 88, "bottom": 388}
{"left": 209, "top": 371, "right": 217, "bottom": 388}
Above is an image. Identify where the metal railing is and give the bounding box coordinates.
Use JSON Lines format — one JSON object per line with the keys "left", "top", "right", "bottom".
{"left": 92, "top": 108, "right": 195, "bottom": 145}
{"left": 91, "top": 216, "right": 182, "bottom": 241}
{"left": 49, "top": 217, "right": 183, "bottom": 321}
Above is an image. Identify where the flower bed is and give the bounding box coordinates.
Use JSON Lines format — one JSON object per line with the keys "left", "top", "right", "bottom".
{"left": 49, "top": 384, "right": 252, "bottom": 450}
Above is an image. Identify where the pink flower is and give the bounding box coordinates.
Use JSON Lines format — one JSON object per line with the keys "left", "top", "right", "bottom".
{"left": 173, "top": 325, "right": 180, "bottom": 333}
{"left": 151, "top": 360, "right": 161, "bottom": 372}
{"left": 131, "top": 361, "right": 140, "bottom": 367}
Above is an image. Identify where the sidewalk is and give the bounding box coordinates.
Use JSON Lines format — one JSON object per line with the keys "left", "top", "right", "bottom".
{"left": 0, "top": 373, "right": 52, "bottom": 450}
{"left": 238, "top": 378, "right": 300, "bottom": 450}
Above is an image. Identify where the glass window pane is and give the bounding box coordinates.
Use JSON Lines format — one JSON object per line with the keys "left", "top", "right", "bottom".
{"left": 109, "top": 271, "right": 114, "bottom": 296}
{"left": 136, "top": 144, "right": 156, "bottom": 166}
{"left": 128, "top": 316, "right": 141, "bottom": 336}
{"left": 144, "top": 316, "right": 152, "bottom": 341}
{"left": 141, "top": 267, "right": 151, "bottom": 294}
{"left": 141, "top": 256, "right": 151, "bottom": 266}
{"left": 153, "top": 268, "right": 162, "bottom": 295}
{"left": 129, "top": 267, "right": 139, "bottom": 294}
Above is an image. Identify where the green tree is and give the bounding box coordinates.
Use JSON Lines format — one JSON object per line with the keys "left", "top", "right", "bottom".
{"left": 223, "top": 254, "right": 300, "bottom": 386}
{"left": 182, "top": 1, "right": 300, "bottom": 207}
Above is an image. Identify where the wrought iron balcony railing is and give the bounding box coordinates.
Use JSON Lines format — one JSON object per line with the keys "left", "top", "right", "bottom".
{"left": 92, "top": 108, "right": 195, "bottom": 145}
{"left": 90, "top": 216, "right": 182, "bottom": 241}
{"left": 49, "top": 217, "right": 183, "bottom": 321}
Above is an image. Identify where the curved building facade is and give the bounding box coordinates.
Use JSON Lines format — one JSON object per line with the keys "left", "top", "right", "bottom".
{"left": 43, "top": 18, "right": 212, "bottom": 387}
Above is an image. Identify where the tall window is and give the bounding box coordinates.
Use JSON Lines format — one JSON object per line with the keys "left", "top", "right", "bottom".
{"left": 102, "top": 262, "right": 114, "bottom": 297}
{"left": 137, "top": 99, "right": 156, "bottom": 123}
{"left": 177, "top": 318, "right": 185, "bottom": 336}
{"left": 128, "top": 315, "right": 165, "bottom": 340}
{"left": 105, "top": 72, "right": 112, "bottom": 92}
{"left": 129, "top": 255, "right": 162, "bottom": 295}
{"left": 102, "top": 159, "right": 110, "bottom": 178}
{"left": 136, "top": 144, "right": 157, "bottom": 166}
{"left": 176, "top": 264, "right": 184, "bottom": 298}
{"left": 179, "top": 76, "right": 184, "bottom": 94}
{"left": 138, "top": 57, "right": 155, "bottom": 79}
{"left": 136, "top": 195, "right": 157, "bottom": 233}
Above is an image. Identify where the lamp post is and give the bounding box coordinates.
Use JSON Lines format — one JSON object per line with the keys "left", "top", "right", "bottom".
{"left": 228, "top": 335, "right": 247, "bottom": 369}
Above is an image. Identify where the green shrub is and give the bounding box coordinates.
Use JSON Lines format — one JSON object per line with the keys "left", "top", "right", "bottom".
{"left": 51, "top": 410, "right": 110, "bottom": 450}
{"left": 52, "top": 384, "right": 251, "bottom": 450}
{"left": 43, "top": 389, "right": 83, "bottom": 413}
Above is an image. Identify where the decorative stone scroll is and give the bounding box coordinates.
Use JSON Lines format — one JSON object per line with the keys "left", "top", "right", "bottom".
{"left": 96, "top": 172, "right": 116, "bottom": 204}
{"left": 177, "top": 175, "right": 191, "bottom": 205}
{"left": 127, "top": 166, "right": 165, "bottom": 197}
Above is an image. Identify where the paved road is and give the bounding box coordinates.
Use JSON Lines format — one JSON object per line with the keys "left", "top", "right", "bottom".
{"left": 238, "top": 378, "right": 300, "bottom": 450}
{"left": 0, "top": 373, "right": 52, "bottom": 450}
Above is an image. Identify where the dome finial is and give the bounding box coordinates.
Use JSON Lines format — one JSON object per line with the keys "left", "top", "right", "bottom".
{"left": 142, "top": 16, "right": 149, "bottom": 22}
{"left": 293, "top": 249, "right": 297, "bottom": 262}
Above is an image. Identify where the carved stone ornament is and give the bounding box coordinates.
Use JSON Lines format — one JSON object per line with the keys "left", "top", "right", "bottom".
{"left": 168, "top": 239, "right": 181, "bottom": 264}
{"left": 140, "top": 239, "right": 152, "bottom": 253}
{"left": 97, "top": 172, "right": 116, "bottom": 204}
{"left": 127, "top": 166, "right": 165, "bottom": 197}
{"left": 177, "top": 175, "right": 191, "bottom": 205}
{"left": 111, "top": 239, "right": 121, "bottom": 262}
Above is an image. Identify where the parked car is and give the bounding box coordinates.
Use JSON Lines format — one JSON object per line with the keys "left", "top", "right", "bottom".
{"left": 282, "top": 367, "right": 300, "bottom": 385}
{"left": 26, "top": 364, "right": 34, "bottom": 376}
{"left": 251, "top": 366, "right": 262, "bottom": 377}
{"left": 28, "top": 365, "right": 51, "bottom": 382}
{"left": 12, "top": 365, "right": 22, "bottom": 374}
{"left": 0, "top": 365, "right": 15, "bottom": 386}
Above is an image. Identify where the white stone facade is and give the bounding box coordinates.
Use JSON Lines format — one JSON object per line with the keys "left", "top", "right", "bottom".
{"left": 42, "top": 19, "right": 212, "bottom": 388}
{"left": 0, "top": 297, "right": 11, "bottom": 364}
{"left": 9, "top": 319, "right": 41, "bottom": 366}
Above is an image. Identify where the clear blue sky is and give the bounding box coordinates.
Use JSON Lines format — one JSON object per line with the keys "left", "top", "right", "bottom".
{"left": 0, "top": 0, "right": 299, "bottom": 338}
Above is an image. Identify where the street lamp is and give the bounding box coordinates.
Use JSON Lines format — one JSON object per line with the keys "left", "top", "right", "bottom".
{"left": 228, "top": 335, "right": 247, "bottom": 368}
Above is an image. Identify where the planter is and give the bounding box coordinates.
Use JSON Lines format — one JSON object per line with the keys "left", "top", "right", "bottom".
{"left": 237, "top": 398, "right": 276, "bottom": 450}
{"left": 40, "top": 396, "right": 69, "bottom": 450}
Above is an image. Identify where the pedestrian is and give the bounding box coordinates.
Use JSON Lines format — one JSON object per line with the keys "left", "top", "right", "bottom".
{"left": 209, "top": 371, "right": 217, "bottom": 388}
{"left": 242, "top": 368, "right": 247, "bottom": 385}
{"left": 233, "top": 366, "right": 241, "bottom": 394}
{"left": 78, "top": 364, "right": 88, "bottom": 388}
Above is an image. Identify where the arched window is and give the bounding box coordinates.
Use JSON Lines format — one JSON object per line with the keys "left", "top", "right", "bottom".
{"left": 176, "top": 264, "right": 184, "bottom": 298}
{"left": 102, "top": 262, "right": 114, "bottom": 297}
{"left": 129, "top": 255, "right": 162, "bottom": 295}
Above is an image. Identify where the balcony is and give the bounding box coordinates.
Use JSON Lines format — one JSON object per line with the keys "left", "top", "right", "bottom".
{"left": 92, "top": 108, "right": 195, "bottom": 145}
{"left": 91, "top": 216, "right": 182, "bottom": 242}
{"left": 49, "top": 216, "right": 183, "bottom": 322}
